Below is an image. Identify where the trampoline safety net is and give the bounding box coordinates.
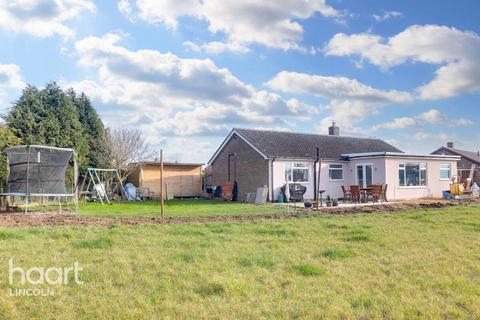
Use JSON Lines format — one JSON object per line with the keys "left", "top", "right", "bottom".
{"left": 5, "top": 145, "right": 74, "bottom": 196}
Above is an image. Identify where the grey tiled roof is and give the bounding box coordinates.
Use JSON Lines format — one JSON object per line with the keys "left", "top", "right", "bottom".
{"left": 234, "top": 128, "right": 403, "bottom": 160}
{"left": 432, "top": 147, "right": 480, "bottom": 164}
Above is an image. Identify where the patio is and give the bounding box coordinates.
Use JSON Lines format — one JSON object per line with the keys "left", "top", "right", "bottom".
{"left": 280, "top": 183, "right": 388, "bottom": 208}
{"left": 276, "top": 200, "right": 397, "bottom": 209}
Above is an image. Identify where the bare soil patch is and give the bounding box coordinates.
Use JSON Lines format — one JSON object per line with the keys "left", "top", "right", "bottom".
{"left": 0, "top": 199, "right": 476, "bottom": 228}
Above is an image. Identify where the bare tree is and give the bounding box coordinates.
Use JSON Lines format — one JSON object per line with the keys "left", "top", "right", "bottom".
{"left": 101, "top": 128, "right": 153, "bottom": 182}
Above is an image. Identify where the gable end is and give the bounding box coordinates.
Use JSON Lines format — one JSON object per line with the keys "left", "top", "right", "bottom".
{"left": 208, "top": 129, "right": 269, "bottom": 165}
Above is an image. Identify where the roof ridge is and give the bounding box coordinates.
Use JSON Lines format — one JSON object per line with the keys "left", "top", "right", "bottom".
{"left": 449, "top": 147, "right": 480, "bottom": 155}
{"left": 233, "top": 127, "right": 383, "bottom": 141}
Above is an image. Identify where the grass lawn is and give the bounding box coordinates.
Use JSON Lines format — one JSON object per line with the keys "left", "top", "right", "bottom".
{"left": 78, "top": 199, "right": 287, "bottom": 217}
{"left": 0, "top": 205, "right": 479, "bottom": 318}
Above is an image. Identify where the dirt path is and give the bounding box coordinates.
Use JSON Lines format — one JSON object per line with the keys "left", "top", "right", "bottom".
{"left": 0, "top": 199, "right": 476, "bottom": 228}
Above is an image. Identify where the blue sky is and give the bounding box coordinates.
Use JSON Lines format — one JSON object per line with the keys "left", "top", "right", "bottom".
{"left": 0, "top": 0, "right": 479, "bottom": 162}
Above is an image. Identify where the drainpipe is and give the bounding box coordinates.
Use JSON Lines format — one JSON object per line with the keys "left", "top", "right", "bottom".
{"left": 227, "top": 153, "right": 235, "bottom": 181}
{"left": 313, "top": 147, "right": 320, "bottom": 201}
{"left": 270, "top": 157, "right": 276, "bottom": 202}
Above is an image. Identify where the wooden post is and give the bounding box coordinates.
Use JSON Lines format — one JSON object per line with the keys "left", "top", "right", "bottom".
{"left": 160, "top": 149, "right": 164, "bottom": 218}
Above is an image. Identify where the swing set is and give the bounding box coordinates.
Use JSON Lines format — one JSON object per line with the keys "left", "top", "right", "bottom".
{"left": 79, "top": 168, "right": 126, "bottom": 204}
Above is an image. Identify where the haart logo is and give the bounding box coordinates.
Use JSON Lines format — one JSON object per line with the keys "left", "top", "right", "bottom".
{"left": 7, "top": 259, "right": 83, "bottom": 297}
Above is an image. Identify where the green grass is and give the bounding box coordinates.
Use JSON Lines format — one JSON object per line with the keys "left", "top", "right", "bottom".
{"left": 0, "top": 205, "right": 479, "bottom": 318}
{"left": 73, "top": 237, "right": 113, "bottom": 249}
{"left": 78, "top": 199, "right": 286, "bottom": 217}
{"left": 318, "top": 248, "right": 354, "bottom": 259}
{"left": 290, "top": 264, "right": 326, "bottom": 276}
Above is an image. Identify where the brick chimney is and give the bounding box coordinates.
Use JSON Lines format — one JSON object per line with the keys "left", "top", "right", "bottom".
{"left": 328, "top": 121, "right": 340, "bottom": 136}
{"left": 446, "top": 142, "right": 454, "bottom": 148}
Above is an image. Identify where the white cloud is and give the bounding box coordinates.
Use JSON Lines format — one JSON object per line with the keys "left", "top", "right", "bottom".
{"left": 449, "top": 118, "right": 474, "bottom": 126}
{"left": 266, "top": 71, "right": 412, "bottom": 131}
{"left": 417, "top": 109, "right": 446, "bottom": 123}
{"left": 163, "top": 137, "right": 214, "bottom": 163}
{"left": 267, "top": 71, "right": 411, "bottom": 103}
{"left": 66, "top": 33, "right": 317, "bottom": 139}
{"left": 0, "top": 64, "right": 25, "bottom": 90}
{"left": 0, "top": 63, "right": 24, "bottom": 105}
{"left": 117, "top": 0, "right": 134, "bottom": 22}
{"left": 373, "top": 108, "right": 474, "bottom": 130}
{"left": 120, "top": 0, "right": 340, "bottom": 52}
{"left": 74, "top": 33, "right": 252, "bottom": 109}
{"left": 0, "top": 0, "right": 95, "bottom": 39}
{"left": 374, "top": 117, "right": 417, "bottom": 130}
{"left": 372, "top": 11, "right": 402, "bottom": 22}
{"left": 183, "top": 41, "right": 250, "bottom": 54}
{"left": 135, "top": 0, "right": 200, "bottom": 29}
{"left": 413, "top": 131, "right": 449, "bottom": 142}
{"left": 324, "top": 25, "right": 480, "bottom": 99}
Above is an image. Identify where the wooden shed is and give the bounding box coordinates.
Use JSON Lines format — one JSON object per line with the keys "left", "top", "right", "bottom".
{"left": 128, "top": 162, "right": 204, "bottom": 198}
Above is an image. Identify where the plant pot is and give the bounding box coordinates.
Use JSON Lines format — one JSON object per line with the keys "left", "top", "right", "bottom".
{"left": 304, "top": 202, "right": 312, "bottom": 208}
{"left": 326, "top": 201, "right": 332, "bottom": 207}
{"left": 332, "top": 200, "right": 338, "bottom": 207}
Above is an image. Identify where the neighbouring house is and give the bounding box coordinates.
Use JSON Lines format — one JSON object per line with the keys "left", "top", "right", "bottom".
{"left": 431, "top": 142, "right": 480, "bottom": 184}
{"left": 207, "top": 124, "right": 459, "bottom": 202}
{"left": 128, "top": 162, "right": 203, "bottom": 198}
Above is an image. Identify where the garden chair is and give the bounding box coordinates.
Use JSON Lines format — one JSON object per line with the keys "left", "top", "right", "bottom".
{"left": 365, "top": 185, "right": 373, "bottom": 202}
{"left": 350, "top": 185, "right": 361, "bottom": 203}
{"left": 221, "top": 181, "right": 235, "bottom": 201}
{"left": 288, "top": 183, "right": 307, "bottom": 202}
{"left": 381, "top": 184, "right": 388, "bottom": 202}
{"left": 371, "top": 184, "right": 382, "bottom": 203}
{"left": 341, "top": 185, "right": 351, "bottom": 203}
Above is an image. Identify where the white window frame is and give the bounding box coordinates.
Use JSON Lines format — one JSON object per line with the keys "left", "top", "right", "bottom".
{"left": 285, "top": 162, "right": 309, "bottom": 183}
{"left": 355, "top": 163, "right": 373, "bottom": 188}
{"left": 328, "top": 163, "right": 344, "bottom": 181}
{"left": 439, "top": 163, "right": 451, "bottom": 181}
{"left": 399, "top": 162, "right": 427, "bottom": 188}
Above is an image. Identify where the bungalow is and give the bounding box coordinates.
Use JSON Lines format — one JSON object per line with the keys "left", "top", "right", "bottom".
{"left": 207, "top": 124, "right": 459, "bottom": 202}
{"left": 431, "top": 142, "right": 480, "bottom": 184}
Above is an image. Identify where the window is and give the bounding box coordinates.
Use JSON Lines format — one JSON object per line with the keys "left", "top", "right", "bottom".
{"left": 285, "top": 162, "right": 309, "bottom": 183}
{"left": 329, "top": 164, "right": 343, "bottom": 181}
{"left": 399, "top": 163, "right": 427, "bottom": 187}
{"left": 440, "top": 164, "right": 451, "bottom": 180}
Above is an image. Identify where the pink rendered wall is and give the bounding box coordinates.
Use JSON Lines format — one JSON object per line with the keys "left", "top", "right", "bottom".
{"left": 318, "top": 161, "right": 349, "bottom": 199}
{"left": 345, "top": 158, "right": 387, "bottom": 186}
{"left": 272, "top": 160, "right": 348, "bottom": 201}
{"left": 272, "top": 160, "right": 317, "bottom": 200}
{"left": 271, "top": 157, "right": 457, "bottom": 201}
{"left": 383, "top": 157, "right": 457, "bottom": 200}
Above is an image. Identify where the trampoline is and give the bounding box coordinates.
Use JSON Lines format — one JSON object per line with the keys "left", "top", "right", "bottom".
{"left": 0, "top": 145, "right": 78, "bottom": 213}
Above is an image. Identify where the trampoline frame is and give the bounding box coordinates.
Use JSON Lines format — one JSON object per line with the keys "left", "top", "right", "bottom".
{"left": 0, "top": 145, "right": 79, "bottom": 213}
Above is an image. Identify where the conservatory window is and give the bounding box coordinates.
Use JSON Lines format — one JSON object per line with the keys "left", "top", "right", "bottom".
{"left": 285, "top": 162, "right": 309, "bottom": 183}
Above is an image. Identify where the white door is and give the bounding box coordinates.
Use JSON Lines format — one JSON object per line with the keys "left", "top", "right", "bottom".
{"left": 356, "top": 164, "right": 373, "bottom": 188}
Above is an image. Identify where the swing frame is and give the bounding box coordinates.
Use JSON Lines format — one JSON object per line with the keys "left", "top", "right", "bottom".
{"left": 79, "top": 168, "right": 126, "bottom": 204}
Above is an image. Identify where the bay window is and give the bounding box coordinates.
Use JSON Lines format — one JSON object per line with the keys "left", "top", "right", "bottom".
{"left": 285, "top": 162, "right": 309, "bottom": 183}
{"left": 399, "top": 163, "right": 427, "bottom": 187}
